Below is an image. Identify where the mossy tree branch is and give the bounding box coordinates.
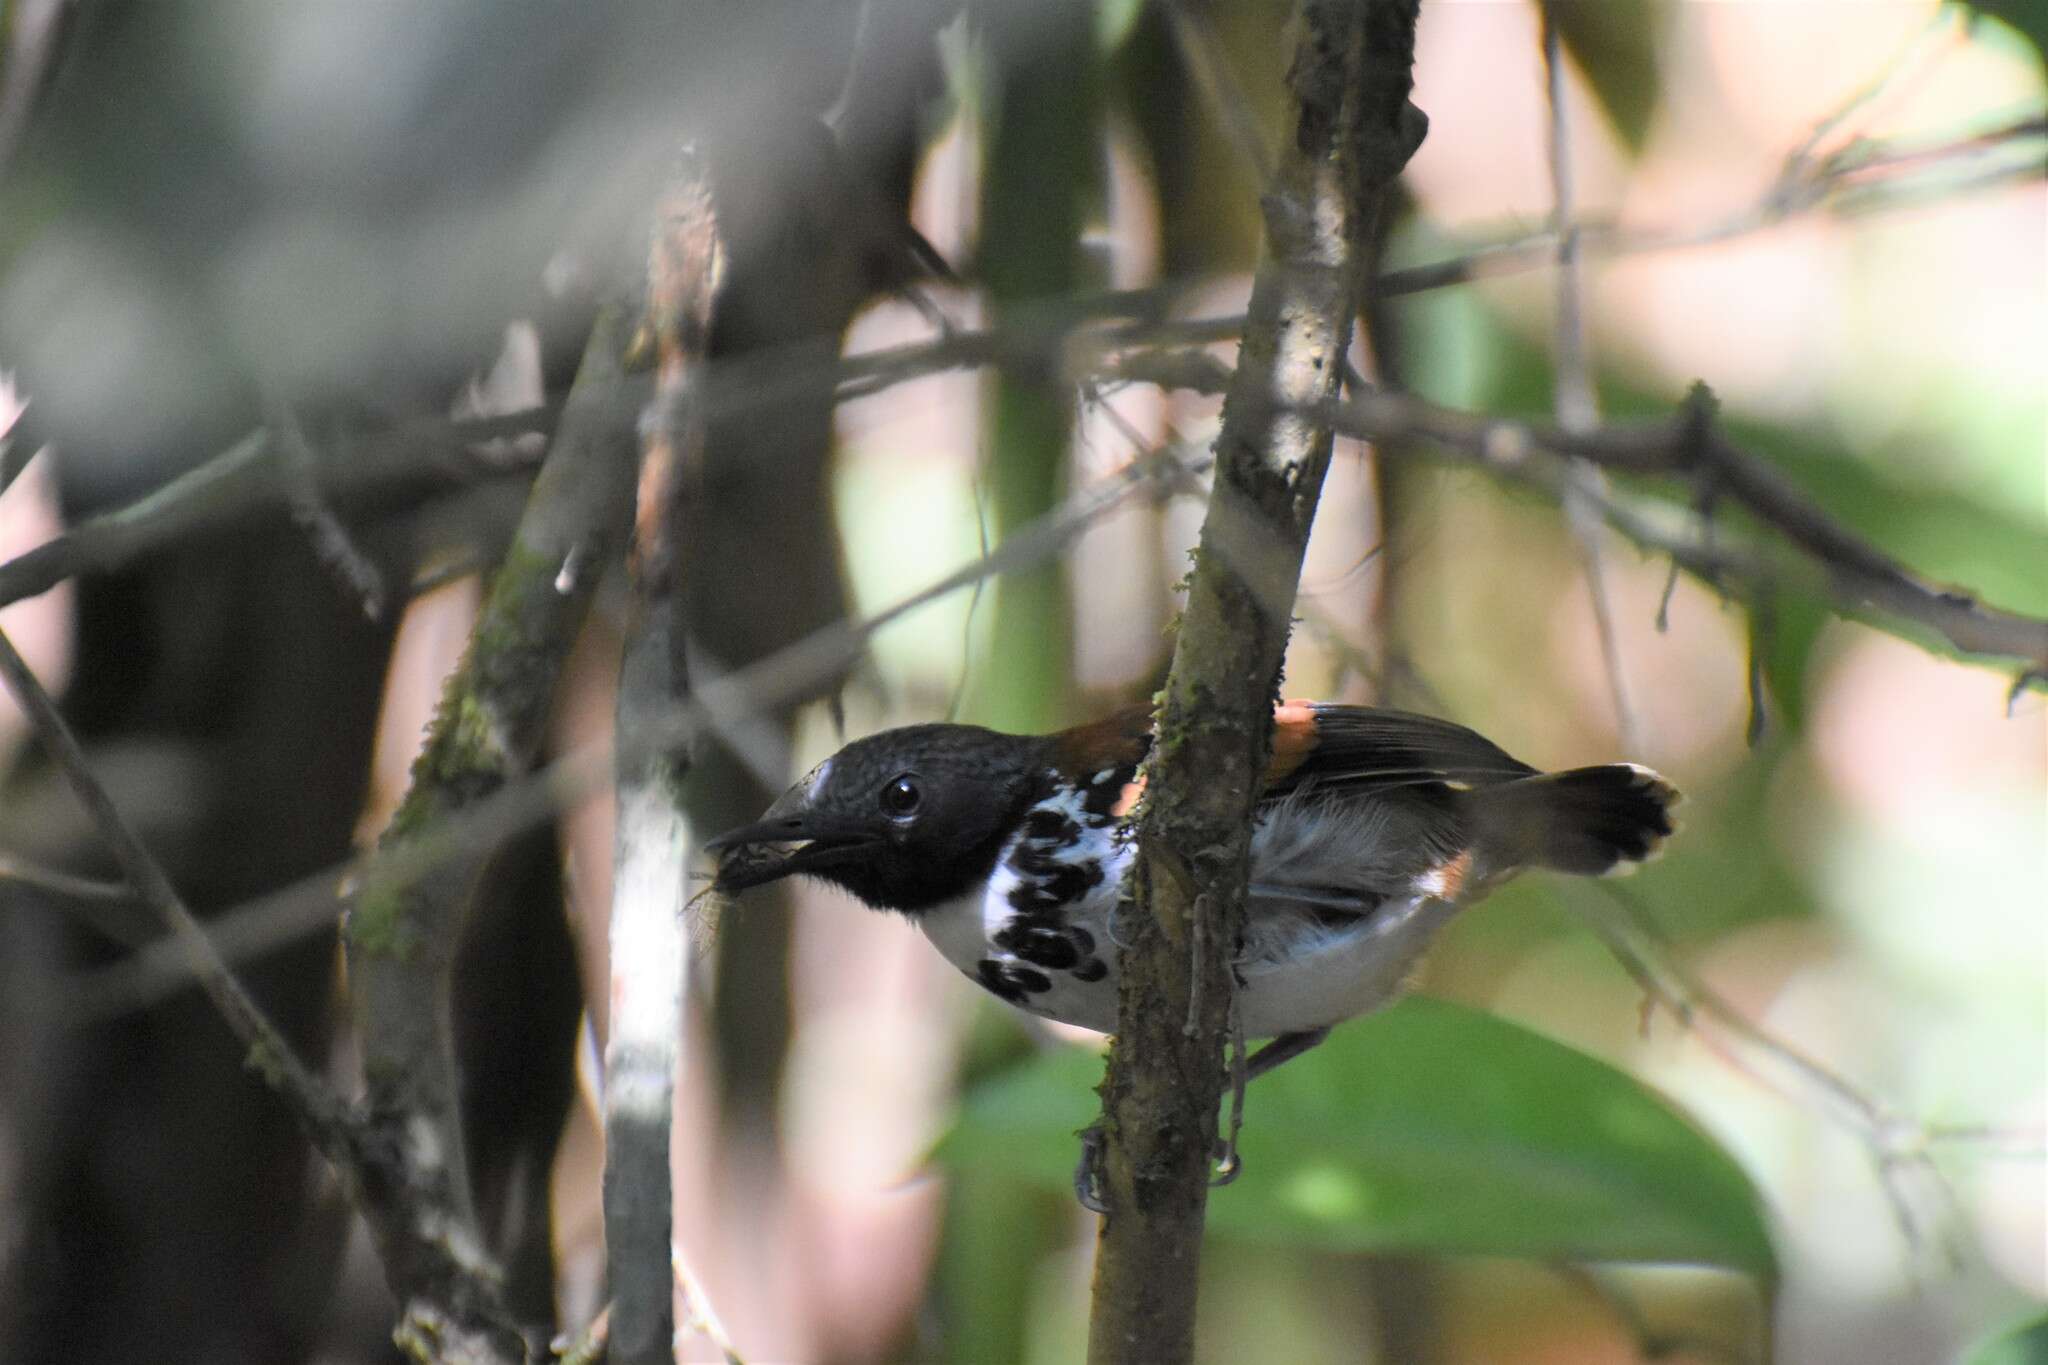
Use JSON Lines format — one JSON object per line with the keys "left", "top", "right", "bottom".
{"left": 343, "top": 304, "right": 641, "bottom": 1360}
{"left": 1085, "top": 4, "right": 1426, "bottom": 1363}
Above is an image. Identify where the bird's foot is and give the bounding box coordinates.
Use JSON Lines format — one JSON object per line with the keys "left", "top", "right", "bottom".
{"left": 1073, "top": 1123, "right": 1110, "bottom": 1214}
{"left": 1209, "top": 1134, "right": 1243, "bottom": 1187}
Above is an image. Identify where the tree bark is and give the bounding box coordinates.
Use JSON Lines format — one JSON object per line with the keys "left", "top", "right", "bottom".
{"left": 344, "top": 304, "right": 641, "bottom": 1360}
{"left": 1085, "top": 4, "right": 1426, "bottom": 1363}
{"left": 604, "top": 155, "right": 722, "bottom": 1365}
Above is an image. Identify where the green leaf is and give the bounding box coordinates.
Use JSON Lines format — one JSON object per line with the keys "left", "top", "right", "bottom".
{"left": 1741, "top": 426, "right": 2048, "bottom": 622}
{"left": 1757, "top": 592, "right": 1830, "bottom": 734}
{"left": 936, "top": 997, "right": 1777, "bottom": 1277}
{"left": 1539, "top": 0, "right": 1665, "bottom": 154}
{"left": 1962, "top": 1309, "right": 2048, "bottom": 1365}
{"left": 1956, "top": 0, "right": 2048, "bottom": 74}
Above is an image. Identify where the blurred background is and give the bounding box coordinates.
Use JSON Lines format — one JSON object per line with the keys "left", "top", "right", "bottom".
{"left": 0, "top": 1, "right": 2040, "bottom": 1362}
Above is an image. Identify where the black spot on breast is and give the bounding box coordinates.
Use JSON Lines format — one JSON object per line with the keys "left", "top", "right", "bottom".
{"left": 1011, "top": 846, "right": 1068, "bottom": 877}
{"left": 1072, "top": 957, "right": 1108, "bottom": 982}
{"left": 1010, "top": 928, "right": 1079, "bottom": 970}
{"left": 1023, "top": 808, "right": 1081, "bottom": 846}
{"left": 1046, "top": 865, "right": 1096, "bottom": 903}
{"left": 977, "top": 956, "right": 1056, "bottom": 1002}
{"left": 1067, "top": 927, "right": 1095, "bottom": 955}
{"left": 1008, "top": 965, "right": 1052, "bottom": 993}
{"left": 976, "top": 958, "right": 1027, "bottom": 1004}
{"left": 1004, "top": 841, "right": 1105, "bottom": 915}
{"left": 1007, "top": 880, "right": 1053, "bottom": 914}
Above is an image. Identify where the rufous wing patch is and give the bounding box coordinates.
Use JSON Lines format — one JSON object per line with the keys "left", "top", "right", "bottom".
{"left": 1263, "top": 700, "right": 1321, "bottom": 787}
{"left": 1111, "top": 776, "right": 1146, "bottom": 818}
{"left": 1416, "top": 848, "right": 1474, "bottom": 902}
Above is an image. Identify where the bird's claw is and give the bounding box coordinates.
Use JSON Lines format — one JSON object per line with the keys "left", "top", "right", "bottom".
{"left": 1074, "top": 1124, "right": 1110, "bottom": 1214}
{"left": 1076, "top": 1122, "right": 1243, "bottom": 1206}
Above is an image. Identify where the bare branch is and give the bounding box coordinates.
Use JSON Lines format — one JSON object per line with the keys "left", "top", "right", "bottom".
{"left": 1539, "top": 4, "right": 1640, "bottom": 753}
{"left": 1374, "top": 108, "right": 2045, "bottom": 300}
{"left": 1161, "top": 0, "right": 1273, "bottom": 185}
{"left": 344, "top": 305, "right": 641, "bottom": 1359}
{"left": 1087, "top": 4, "right": 1426, "bottom": 1362}
{"left": 267, "top": 395, "right": 389, "bottom": 619}
{"left": 0, "top": 620, "right": 369, "bottom": 1189}
{"left": 2, "top": 93, "right": 2032, "bottom": 634}
{"left": 1786, "top": 5, "right": 1964, "bottom": 167}
{"left": 0, "top": 852, "right": 153, "bottom": 948}
{"left": 604, "top": 153, "right": 721, "bottom": 1365}
{"left": 0, "top": 405, "right": 559, "bottom": 612}
{"left": 673, "top": 1249, "right": 747, "bottom": 1365}
{"left": 1102, "top": 356, "right": 2048, "bottom": 679}
{"left": 1570, "top": 881, "right": 2043, "bottom": 1269}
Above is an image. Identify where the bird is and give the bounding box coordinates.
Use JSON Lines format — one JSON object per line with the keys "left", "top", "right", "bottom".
{"left": 708, "top": 699, "right": 1679, "bottom": 1203}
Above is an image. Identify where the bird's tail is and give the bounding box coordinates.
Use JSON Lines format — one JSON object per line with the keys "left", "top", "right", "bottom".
{"left": 1468, "top": 764, "right": 1681, "bottom": 877}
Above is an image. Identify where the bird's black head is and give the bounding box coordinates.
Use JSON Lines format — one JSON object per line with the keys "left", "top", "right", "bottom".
{"left": 708, "top": 723, "right": 1050, "bottom": 914}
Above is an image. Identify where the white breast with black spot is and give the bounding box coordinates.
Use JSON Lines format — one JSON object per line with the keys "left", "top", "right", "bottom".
{"left": 920, "top": 789, "right": 1469, "bottom": 1039}
{"left": 917, "top": 783, "right": 1130, "bottom": 1033}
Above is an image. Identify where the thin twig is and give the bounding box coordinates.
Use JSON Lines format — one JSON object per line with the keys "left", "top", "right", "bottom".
{"left": 1788, "top": 6, "right": 1962, "bottom": 167}
{"left": 0, "top": 405, "right": 559, "bottom": 611}
{"left": 1540, "top": 7, "right": 1640, "bottom": 754}
{"left": 1, "top": 101, "right": 2034, "bottom": 636}
{"left": 0, "top": 431, "right": 36, "bottom": 501}
{"left": 1101, "top": 353, "right": 2048, "bottom": 678}
{"left": 0, "top": 853, "right": 152, "bottom": 949}
{"left": 1373, "top": 108, "right": 2045, "bottom": 300}
{"left": 0, "top": 622, "right": 366, "bottom": 1172}
{"left": 1574, "top": 881, "right": 2037, "bottom": 1267}
{"left": 946, "top": 469, "right": 993, "bottom": 723}
{"left": 1162, "top": 0, "right": 1274, "bottom": 185}
{"left": 267, "top": 396, "right": 388, "bottom": 619}
{"left": 7, "top": 92, "right": 2037, "bottom": 629}
{"left": 673, "top": 1247, "right": 747, "bottom": 1365}
{"left": 1831, "top": 111, "right": 2047, "bottom": 181}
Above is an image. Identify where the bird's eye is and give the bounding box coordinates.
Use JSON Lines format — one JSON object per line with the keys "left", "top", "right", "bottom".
{"left": 880, "top": 774, "right": 921, "bottom": 817}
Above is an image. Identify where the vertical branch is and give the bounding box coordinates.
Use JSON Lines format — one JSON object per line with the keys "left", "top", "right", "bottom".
{"left": 1540, "top": 8, "right": 1640, "bottom": 752}
{"left": 605, "top": 158, "right": 722, "bottom": 1365}
{"left": 1085, "top": 5, "right": 1425, "bottom": 1364}
{"left": 345, "top": 302, "right": 641, "bottom": 1356}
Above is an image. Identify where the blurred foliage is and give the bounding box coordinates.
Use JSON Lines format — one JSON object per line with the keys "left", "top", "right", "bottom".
{"left": 937, "top": 997, "right": 1777, "bottom": 1277}
{"left": 1542, "top": 0, "right": 1666, "bottom": 154}
{"left": 1392, "top": 298, "right": 2048, "bottom": 733}
{"left": 973, "top": 0, "right": 1100, "bottom": 734}
{"left": 1961, "top": 0, "right": 2048, "bottom": 72}
{"left": 1963, "top": 1309, "right": 2048, "bottom": 1365}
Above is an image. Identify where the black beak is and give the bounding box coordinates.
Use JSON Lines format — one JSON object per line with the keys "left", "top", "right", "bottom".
{"left": 706, "top": 782, "right": 880, "bottom": 892}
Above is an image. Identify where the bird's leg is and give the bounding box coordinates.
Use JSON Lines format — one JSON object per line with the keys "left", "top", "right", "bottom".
{"left": 1210, "top": 1026, "right": 1331, "bottom": 1188}
{"left": 1076, "top": 1026, "right": 1336, "bottom": 1210}
{"left": 1210, "top": 1004, "right": 1249, "bottom": 1186}
{"left": 1073, "top": 1123, "right": 1110, "bottom": 1214}
{"left": 1245, "top": 1026, "right": 1333, "bottom": 1081}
